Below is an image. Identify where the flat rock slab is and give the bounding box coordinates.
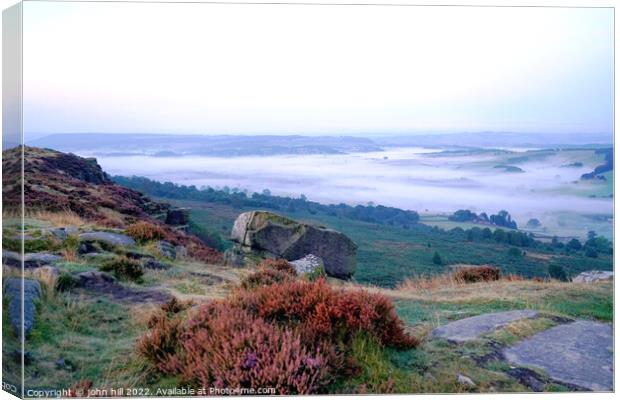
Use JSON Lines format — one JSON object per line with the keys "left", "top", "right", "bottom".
{"left": 79, "top": 232, "right": 136, "bottom": 247}
{"left": 433, "top": 310, "right": 538, "bottom": 342}
{"left": 502, "top": 320, "right": 612, "bottom": 391}
{"left": 2, "top": 250, "right": 63, "bottom": 268}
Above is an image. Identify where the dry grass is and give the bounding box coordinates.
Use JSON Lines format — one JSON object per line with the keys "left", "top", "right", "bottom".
{"left": 97, "top": 207, "right": 127, "bottom": 227}
{"left": 382, "top": 277, "right": 609, "bottom": 306}
{"left": 60, "top": 248, "right": 79, "bottom": 262}
{"left": 24, "top": 209, "right": 87, "bottom": 227}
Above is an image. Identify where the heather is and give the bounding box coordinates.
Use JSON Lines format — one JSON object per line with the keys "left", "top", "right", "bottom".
{"left": 137, "top": 262, "right": 418, "bottom": 394}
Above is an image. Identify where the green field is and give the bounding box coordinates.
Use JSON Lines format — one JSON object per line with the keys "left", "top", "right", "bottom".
{"left": 164, "top": 198, "right": 612, "bottom": 287}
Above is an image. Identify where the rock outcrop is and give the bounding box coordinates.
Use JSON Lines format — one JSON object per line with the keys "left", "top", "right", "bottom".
{"left": 2, "top": 250, "right": 62, "bottom": 268}
{"left": 3, "top": 278, "right": 41, "bottom": 338}
{"left": 228, "top": 211, "right": 357, "bottom": 279}
{"left": 572, "top": 270, "right": 613, "bottom": 283}
{"left": 289, "top": 254, "right": 324, "bottom": 276}
{"left": 79, "top": 232, "right": 136, "bottom": 248}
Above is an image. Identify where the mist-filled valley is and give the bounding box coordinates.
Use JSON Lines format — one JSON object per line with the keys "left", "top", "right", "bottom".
{"left": 30, "top": 133, "right": 613, "bottom": 240}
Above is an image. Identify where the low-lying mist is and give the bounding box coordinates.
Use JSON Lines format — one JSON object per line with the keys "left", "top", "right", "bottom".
{"left": 94, "top": 147, "right": 612, "bottom": 238}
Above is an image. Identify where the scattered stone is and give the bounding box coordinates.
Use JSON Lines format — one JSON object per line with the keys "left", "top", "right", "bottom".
{"left": 142, "top": 259, "right": 171, "bottom": 270}
{"left": 78, "top": 241, "right": 101, "bottom": 254}
{"left": 74, "top": 270, "right": 170, "bottom": 303}
{"left": 55, "top": 358, "right": 66, "bottom": 369}
{"left": 230, "top": 211, "right": 357, "bottom": 279}
{"left": 48, "top": 227, "right": 78, "bottom": 241}
{"left": 289, "top": 254, "right": 324, "bottom": 275}
{"left": 124, "top": 249, "right": 155, "bottom": 260}
{"left": 3, "top": 278, "right": 42, "bottom": 338}
{"left": 2, "top": 250, "right": 21, "bottom": 266}
{"left": 165, "top": 208, "right": 190, "bottom": 226}
{"left": 175, "top": 245, "right": 188, "bottom": 259}
{"left": 456, "top": 374, "right": 476, "bottom": 387}
{"left": 432, "top": 310, "right": 538, "bottom": 342}
{"left": 79, "top": 231, "right": 136, "bottom": 248}
{"left": 502, "top": 320, "right": 612, "bottom": 391}
{"left": 572, "top": 270, "right": 613, "bottom": 284}
{"left": 2, "top": 250, "right": 62, "bottom": 268}
{"left": 75, "top": 271, "right": 116, "bottom": 286}
{"left": 156, "top": 240, "right": 176, "bottom": 260}
{"left": 223, "top": 245, "right": 247, "bottom": 267}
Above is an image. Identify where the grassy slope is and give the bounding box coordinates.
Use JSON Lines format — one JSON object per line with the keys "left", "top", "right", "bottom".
{"left": 2, "top": 212, "right": 612, "bottom": 394}
{"left": 166, "top": 198, "right": 612, "bottom": 288}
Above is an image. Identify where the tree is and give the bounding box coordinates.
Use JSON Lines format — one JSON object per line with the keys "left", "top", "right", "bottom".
{"left": 566, "top": 238, "right": 582, "bottom": 251}
{"left": 548, "top": 264, "right": 569, "bottom": 282}
{"left": 526, "top": 218, "right": 541, "bottom": 228}
{"left": 584, "top": 247, "right": 598, "bottom": 258}
{"left": 432, "top": 251, "right": 443, "bottom": 265}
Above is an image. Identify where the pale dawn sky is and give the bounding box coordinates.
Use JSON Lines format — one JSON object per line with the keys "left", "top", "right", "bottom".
{"left": 22, "top": 2, "right": 613, "bottom": 136}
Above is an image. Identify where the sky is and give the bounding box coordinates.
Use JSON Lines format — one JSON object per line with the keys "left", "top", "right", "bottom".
{"left": 22, "top": 2, "right": 613, "bottom": 137}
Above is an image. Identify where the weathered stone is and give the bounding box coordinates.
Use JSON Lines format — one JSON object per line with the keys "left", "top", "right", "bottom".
{"left": 47, "top": 227, "right": 79, "bottom": 241}
{"left": 175, "top": 245, "right": 188, "bottom": 259}
{"left": 230, "top": 211, "right": 357, "bottom": 279}
{"left": 156, "top": 240, "right": 176, "bottom": 260}
{"left": 79, "top": 231, "right": 136, "bottom": 248}
{"left": 3, "top": 278, "right": 42, "bottom": 338}
{"left": 572, "top": 270, "right": 613, "bottom": 284}
{"left": 165, "top": 208, "right": 190, "bottom": 226}
{"left": 2, "top": 250, "right": 62, "bottom": 268}
{"left": 432, "top": 310, "right": 539, "bottom": 342}
{"left": 223, "top": 244, "right": 247, "bottom": 267}
{"left": 75, "top": 271, "right": 117, "bottom": 286}
{"left": 142, "top": 259, "right": 171, "bottom": 270}
{"left": 503, "top": 320, "right": 612, "bottom": 391}
{"left": 289, "top": 254, "right": 324, "bottom": 276}
{"left": 124, "top": 249, "right": 154, "bottom": 260}
{"left": 456, "top": 374, "right": 476, "bottom": 387}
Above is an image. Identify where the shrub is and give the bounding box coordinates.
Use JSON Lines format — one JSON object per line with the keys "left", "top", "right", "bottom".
{"left": 548, "top": 264, "right": 569, "bottom": 282}
{"left": 56, "top": 272, "right": 79, "bottom": 292}
{"left": 241, "top": 259, "right": 297, "bottom": 289}
{"left": 100, "top": 256, "right": 143, "bottom": 281}
{"left": 126, "top": 221, "right": 167, "bottom": 242}
{"left": 235, "top": 279, "right": 418, "bottom": 349}
{"left": 258, "top": 259, "right": 297, "bottom": 275}
{"left": 453, "top": 266, "right": 501, "bottom": 283}
{"left": 179, "top": 302, "right": 336, "bottom": 394}
{"left": 138, "top": 279, "right": 418, "bottom": 394}
{"left": 187, "top": 242, "right": 223, "bottom": 264}
{"left": 432, "top": 251, "right": 442, "bottom": 265}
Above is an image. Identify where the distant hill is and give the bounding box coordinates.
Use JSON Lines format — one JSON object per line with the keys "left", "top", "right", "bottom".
{"left": 374, "top": 132, "right": 613, "bottom": 148}
{"left": 28, "top": 134, "right": 382, "bottom": 156}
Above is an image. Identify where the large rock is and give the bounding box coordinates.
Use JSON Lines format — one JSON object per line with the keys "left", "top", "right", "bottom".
{"left": 3, "top": 278, "right": 41, "bottom": 338}
{"left": 165, "top": 208, "right": 190, "bottom": 226}
{"left": 572, "top": 270, "right": 613, "bottom": 284}
{"left": 79, "top": 231, "right": 136, "bottom": 248}
{"left": 230, "top": 211, "right": 357, "bottom": 279}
